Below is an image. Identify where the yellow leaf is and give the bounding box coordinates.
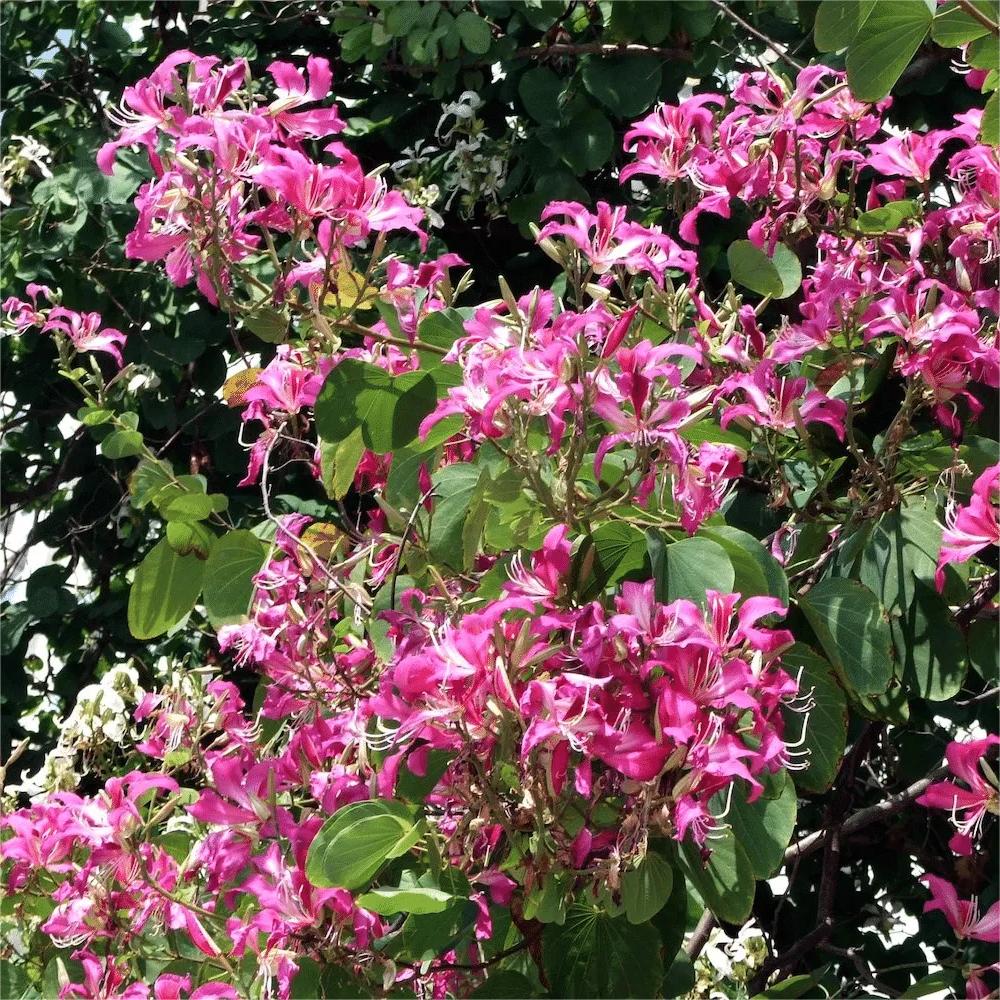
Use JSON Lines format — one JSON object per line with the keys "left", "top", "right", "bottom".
{"left": 222, "top": 367, "right": 263, "bottom": 407}
{"left": 324, "top": 268, "right": 378, "bottom": 310}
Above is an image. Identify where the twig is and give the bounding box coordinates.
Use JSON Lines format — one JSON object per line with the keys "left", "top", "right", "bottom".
{"left": 955, "top": 686, "right": 1000, "bottom": 707}
{"left": 685, "top": 909, "right": 717, "bottom": 960}
{"left": 784, "top": 765, "right": 949, "bottom": 864}
{"left": 956, "top": 0, "right": 1000, "bottom": 34}
{"left": 955, "top": 571, "right": 998, "bottom": 630}
{"left": 709, "top": 0, "right": 806, "bottom": 72}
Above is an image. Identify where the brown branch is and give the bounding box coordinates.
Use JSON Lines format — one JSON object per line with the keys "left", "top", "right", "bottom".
{"left": 784, "top": 765, "right": 949, "bottom": 864}
{"left": 956, "top": 0, "right": 1000, "bottom": 35}
{"left": 955, "top": 571, "right": 999, "bottom": 631}
{"left": 685, "top": 909, "right": 717, "bottom": 960}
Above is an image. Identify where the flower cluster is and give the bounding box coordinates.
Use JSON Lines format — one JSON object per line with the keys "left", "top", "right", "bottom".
{"left": 3, "top": 47, "right": 998, "bottom": 1000}
{"left": 98, "top": 51, "right": 424, "bottom": 307}
{"left": 3, "top": 284, "right": 127, "bottom": 367}
{"left": 917, "top": 736, "right": 999, "bottom": 998}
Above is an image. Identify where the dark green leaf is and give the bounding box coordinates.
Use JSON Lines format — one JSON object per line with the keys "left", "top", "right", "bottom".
{"left": 814, "top": 0, "right": 876, "bottom": 50}
{"left": 700, "top": 525, "right": 789, "bottom": 603}
{"left": 727, "top": 240, "right": 801, "bottom": 299}
{"left": 621, "top": 850, "right": 674, "bottom": 924}
{"left": 679, "top": 828, "right": 755, "bottom": 924}
{"left": 581, "top": 54, "right": 663, "bottom": 118}
{"left": 655, "top": 536, "right": 735, "bottom": 605}
{"left": 781, "top": 644, "right": 847, "bottom": 793}
{"left": 798, "top": 578, "right": 893, "bottom": 696}
{"left": 727, "top": 772, "right": 798, "bottom": 878}
{"left": 543, "top": 903, "right": 663, "bottom": 999}
{"left": 455, "top": 11, "right": 492, "bottom": 53}
{"left": 315, "top": 359, "right": 438, "bottom": 455}
{"left": 590, "top": 521, "right": 648, "bottom": 591}
{"left": 428, "top": 463, "right": 482, "bottom": 569}
{"left": 518, "top": 66, "right": 564, "bottom": 123}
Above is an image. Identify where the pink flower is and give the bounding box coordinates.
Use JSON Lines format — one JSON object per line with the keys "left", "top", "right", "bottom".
{"left": 266, "top": 56, "right": 344, "bottom": 140}
{"left": 921, "top": 874, "right": 1000, "bottom": 943}
{"left": 718, "top": 362, "right": 847, "bottom": 441}
{"left": 538, "top": 201, "right": 696, "bottom": 284}
{"left": 917, "top": 735, "right": 999, "bottom": 854}
{"left": 935, "top": 466, "right": 1000, "bottom": 589}
{"left": 866, "top": 130, "right": 950, "bottom": 183}
{"left": 43, "top": 307, "right": 127, "bottom": 367}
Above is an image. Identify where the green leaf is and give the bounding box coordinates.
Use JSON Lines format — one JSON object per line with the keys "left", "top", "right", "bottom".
{"left": 417, "top": 308, "right": 466, "bottom": 354}
{"left": 932, "top": 1, "right": 993, "bottom": 47}
{"left": 320, "top": 427, "right": 366, "bottom": 500}
{"left": 727, "top": 772, "right": 798, "bottom": 878}
{"left": 161, "top": 493, "right": 217, "bottom": 522}
{"left": 699, "top": 526, "right": 789, "bottom": 603}
{"left": 356, "top": 887, "right": 457, "bottom": 916}
{"left": 814, "top": 0, "right": 876, "bottom": 50}
{"left": 855, "top": 199, "right": 918, "bottom": 234}
{"left": 781, "top": 644, "right": 847, "bottom": 794}
{"left": 621, "top": 850, "right": 674, "bottom": 924}
{"left": 900, "top": 969, "right": 965, "bottom": 998}
{"left": 243, "top": 307, "right": 288, "bottom": 343}
{"left": 202, "top": 530, "right": 267, "bottom": 628}
{"left": 968, "top": 618, "right": 999, "bottom": 682}
{"left": 428, "top": 463, "right": 482, "bottom": 569}
{"left": 165, "top": 520, "right": 214, "bottom": 559}
{"left": 651, "top": 867, "right": 689, "bottom": 965}
{"left": 858, "top": 498, "right": 941, "bottom": 615}
{"left": 679, "top": 828, "right": 755, "bottom": 923}
{"left": 386, "top": 444, "right": 436, "bottom": 511}
{"left": 798, "top": 578, "right": 893, "bottom": 696}
{"left": 846, "top": 1, "right": 933, "bottom": 101}
{"left": 100, "top": 429, "right": 144, "bottom": 459}
{"left": 518, "top": 66, "right": 564, "bottom": 123}
{"left": 727, "top": 240, "right": 801, "bottom": 299}
{"left": 982, "top": 91, "right": 999, "bottom": 146}
{"left": 581, "top": 54, "right": 663, "bottom": 118}
{"left": 654, "top": 536, "right": 735, "bottom": 605}
{"left": 543, "top": 903, "right": 663, "bottom": 999}
{"left": 129, "top": 459, "right": 178, "bottom": 509}
{"left": 894, "top": 579, "right": 967, "bottom": 701}
{"left": 590, "top": 521, "right": 648, "bottom": 591}
{"left": 306, "top": 800, "right": 423, "bottom": 891}
{"left": 455, "top": 10, "right": 492, "bottom": 53}
{"left": 315, "top": 359, "right": 438, "bottom": 455}
{"left": 560, "top": 104, "right": 615, "bottom": 172}
{"left": 755, "top": 967, "right": 832, "bottom": 998}
{"left": 128, "top": 539, "right": 205, "bottom": 639}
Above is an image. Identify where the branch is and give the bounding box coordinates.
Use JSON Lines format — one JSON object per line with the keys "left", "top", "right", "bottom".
{"left": 956, "top": 0, "right": 1000, "bottom": 35}
{"left": 709, "top": 0, "right": 806, "bottom": 72}
{"left": 685, "top": 765, "right": 949, "bottom": 963}
{"left": 685, "top": 910, "right": 717, "bottom": 960}
{"left": 955, "top": 571, "right": 998, "bottom": 631}
{"left": 784, "top": 765, "right": 949, "bottom": 864}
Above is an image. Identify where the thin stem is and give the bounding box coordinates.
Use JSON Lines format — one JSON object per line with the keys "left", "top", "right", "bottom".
{"left": 710, "top": 0, "right": 806, "bottom": 72}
